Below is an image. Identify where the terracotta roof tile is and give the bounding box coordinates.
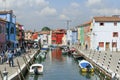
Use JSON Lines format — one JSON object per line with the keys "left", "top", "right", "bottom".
{"left": 94, "top": 16, "right": 120, "bottom": 22}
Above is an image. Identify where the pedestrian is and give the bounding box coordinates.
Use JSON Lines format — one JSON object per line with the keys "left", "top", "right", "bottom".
{"left": 7, "top": 50, "right": 14, "bottom": 67}
{"left": 96, "top": 45, "right": 99, "bottom": 51}
{"left": 0, "top": 52, "right": 4, "bottom": 64}
{"left": 85, "top": 44, "right": 88, "bottom": 50}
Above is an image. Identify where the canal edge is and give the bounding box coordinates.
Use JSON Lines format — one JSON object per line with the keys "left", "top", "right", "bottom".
{"left": 8, "top": 49, "right": 40, "bottom": 80}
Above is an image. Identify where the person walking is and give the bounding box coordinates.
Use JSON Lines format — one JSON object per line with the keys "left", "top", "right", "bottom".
{"left": 7, "top": 50, "right": 14, "bottom": 67}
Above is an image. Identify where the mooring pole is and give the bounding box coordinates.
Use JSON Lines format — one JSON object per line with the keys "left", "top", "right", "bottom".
{"left": 2, "top": 67, "right": 8, "bottom": 80}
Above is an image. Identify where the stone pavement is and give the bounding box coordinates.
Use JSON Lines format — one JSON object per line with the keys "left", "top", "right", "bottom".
{"left": 73, "top": 45, "right": 120, "bottom": 79}
{"left": 0, "top": 49, "right": 38, "bottom": 80}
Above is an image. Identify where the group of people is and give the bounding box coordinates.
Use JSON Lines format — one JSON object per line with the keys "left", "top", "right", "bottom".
{"left": 0, "top": 47, "right": 22, "bottom": 67}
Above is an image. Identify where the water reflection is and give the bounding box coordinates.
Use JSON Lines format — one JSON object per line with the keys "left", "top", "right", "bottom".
{"left": 51, "top": 48, "right": 64, "bottom": 61}
{"left": 26, "top": 48, "right": 100, "bottom": 80}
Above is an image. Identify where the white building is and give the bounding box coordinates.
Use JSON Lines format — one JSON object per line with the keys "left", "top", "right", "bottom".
{"left": 38, "top": 31, "right": 50, "bottom": 45}
{"left": 91, "top": 16, "right": 120, "bottom": 51}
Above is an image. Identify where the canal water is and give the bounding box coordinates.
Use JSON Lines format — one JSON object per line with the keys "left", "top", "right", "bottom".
{"left": 26, "top": 48, "right": 100, "bottom": 80}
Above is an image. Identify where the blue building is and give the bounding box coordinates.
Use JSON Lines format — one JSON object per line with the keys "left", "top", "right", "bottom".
{"left": 0, "top": 10, "right": 16, "bottom": 50}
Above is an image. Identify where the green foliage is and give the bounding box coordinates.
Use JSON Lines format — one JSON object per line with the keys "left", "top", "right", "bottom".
{"left": 41, "top": 26, "right": 50, "bottom": 31}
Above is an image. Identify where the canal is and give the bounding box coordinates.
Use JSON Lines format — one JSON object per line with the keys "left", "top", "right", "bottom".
{"left": 25, "top": 48, "right": 100, "bottom": 80}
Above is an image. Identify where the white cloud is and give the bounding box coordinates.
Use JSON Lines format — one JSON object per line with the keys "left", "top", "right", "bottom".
{"left": 71, "top": 2, "right": 80, "bottom": 8}
{"left": 39, "top": 7, "right": 57, "bottom": 16}
{"left": 93, "top": 8, "right": 120, "bottom": 15}
{"left": 59, "top": 14, "right": 69, "bottom": 20}
{"left": 0, "top": 0, "right": 49, "bottom": 9}
{"left": 35, "top": 0, "right": 49, "bottom": 6}
{"left": 87, "top": 0, "right": 102, "bottom": 6}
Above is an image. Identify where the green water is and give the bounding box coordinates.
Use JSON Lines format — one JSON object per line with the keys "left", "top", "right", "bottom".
{"left": 26, "top": 48, "right": 100, "bottom": 80}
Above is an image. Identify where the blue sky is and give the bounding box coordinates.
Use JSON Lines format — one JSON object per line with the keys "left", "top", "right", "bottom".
{"left": 0, "top": 0, "right": 120, "bottom": 31}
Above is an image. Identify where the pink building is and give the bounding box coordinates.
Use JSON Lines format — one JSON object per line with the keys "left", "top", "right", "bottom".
{"left": 0, "top": 18, "right": 6, "bottom": 52}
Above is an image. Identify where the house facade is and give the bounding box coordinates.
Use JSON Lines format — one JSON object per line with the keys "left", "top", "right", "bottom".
{"left": 0, "top": 10, "right": 16, "bottom": 50}
{"left": 71, "top": 28, "right": 78, "bottom": 45}
{"left": 91, "top": 16, "right": 120, "bottom": 51}
{"left": 52, "top": 29, "right": 66, "bottom": 45}
{"left": 25, "top": 30, "right": 33, "bottom": 41}
{"left": 0, "top": 18, "right": 6, "bottom": 52}
{"left": 38, "top": 31, "right": 50, "bottom": 45}
{"left": 77, "top": 21, "right": 92, "bottom": 48}
{"left": 16, "top": 23, "right": 25, "bottom": 48}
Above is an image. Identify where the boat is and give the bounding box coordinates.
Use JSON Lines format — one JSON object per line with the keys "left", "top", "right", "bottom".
{"left": 69, "top": 47, "right": 76, "bottom": 53}
{"left": 37, "top": 51, "right": 46, "bottom": 59}
{"left": 41, "top": 44, "right": 49, "bottom": 51}
{"left": 29, "top": 63, "right": 43, "bottom": 75}
{"left": 78, "top": 60, "right": 94, "bottom": 73}
{"left": 62, "top": 49, "right": 68, "bottom": 55}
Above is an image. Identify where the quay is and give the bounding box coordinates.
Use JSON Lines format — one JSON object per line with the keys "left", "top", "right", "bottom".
{"left": 73, "top": 45, "right": 120, "bottom": 80}
{"left": 0, "top": 49, "right": 39, "bottom": 80}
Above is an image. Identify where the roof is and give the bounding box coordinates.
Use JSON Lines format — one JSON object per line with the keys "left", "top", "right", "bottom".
{"left": 94, "top": 16, "right": 120, "bottom": 22}
{"left": 38, "top": 31, "right": 50, "bottom": 34}
{"left": 0, "top": 10, "right": 13, "bottom": 14}
{"left": 52, "top": 29, "right": 66, "bottom": 33}
{"left": 77, "top": 20, "right": 92, "bottom": 28}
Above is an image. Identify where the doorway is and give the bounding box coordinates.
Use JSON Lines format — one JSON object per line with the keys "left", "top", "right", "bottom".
{"left": 105, "top": 42, "right": 110, "bottom": 51}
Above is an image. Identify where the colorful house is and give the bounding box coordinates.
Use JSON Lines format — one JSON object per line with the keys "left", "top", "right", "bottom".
{"left": 52, "top": 29, "right": 66, "bottom": 45}
{"left": 91, "top": 16, "right": 120, "bottom": 51}
{"left": 0, "top": 18, "right": 7, "bottom": 52}
{"left": 77, "top": 21, "right": 92, "bottom": 48}
{"left": 16, "top": 22, "right": 25, "bottom": 48}
{"left": 38, "top": 31, "right": 50, "bottom": 45}
{"left": 25, "top": 30, "right": 33, "bottom": 41}
{"left": 0, "top": 10, "right": 16, "bottom": 50}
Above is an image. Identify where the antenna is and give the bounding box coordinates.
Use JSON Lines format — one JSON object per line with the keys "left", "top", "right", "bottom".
{"left": 66, "top": 20, "right": 71, "bottom": 30}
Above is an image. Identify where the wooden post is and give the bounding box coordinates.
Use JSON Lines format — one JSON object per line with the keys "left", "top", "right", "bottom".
{"left": 0, "top": 71, "right": 3, "bottom": 80}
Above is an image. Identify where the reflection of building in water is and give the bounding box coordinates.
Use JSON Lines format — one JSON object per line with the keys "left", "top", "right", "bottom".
{"left": 51, "top": 48, "right": 63, "bottom": 61}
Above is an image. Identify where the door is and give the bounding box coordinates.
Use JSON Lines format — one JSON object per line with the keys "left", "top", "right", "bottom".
{"left": 105, "top": 42, "right": 110, "bottom": 51}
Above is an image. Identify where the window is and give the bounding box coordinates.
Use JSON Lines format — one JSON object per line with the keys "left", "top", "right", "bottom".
{"left": 114, "top": 22, "right": 117, "bottom": 26}
{"left": 113, "top": 32, "right": 118, "bottom": 37}
{"left": 100, "top": 22, "right": 104, "bottom": 26}
{"left": 99, "top": 42, "right": 104, "bottom": 47}
{"left": 11, "top": 27, "right": 14, "bottom": 34}
{"left": 112, "top": 42, "right": 117, "bottom": 47}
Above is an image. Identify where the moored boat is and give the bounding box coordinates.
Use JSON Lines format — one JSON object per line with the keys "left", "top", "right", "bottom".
{"left": 29, "top": 63, "right": 43, "bottom": 75}
{"left": 41, "top": 44, "right": 49, "bottom": 51}
{"left": 78, "top": 60, "right": 94, "bottom": 73}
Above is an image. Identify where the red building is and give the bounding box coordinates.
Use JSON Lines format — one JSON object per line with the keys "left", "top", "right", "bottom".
{"left": 16, "top": 23, "right": 25, "bottom": 47}
{"left": 52, "top": 29, "right": 66, "bottom": 44}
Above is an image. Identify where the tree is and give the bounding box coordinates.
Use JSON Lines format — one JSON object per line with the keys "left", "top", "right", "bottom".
{"left": 41, "top": 26, "right": 50, "bottom": 31}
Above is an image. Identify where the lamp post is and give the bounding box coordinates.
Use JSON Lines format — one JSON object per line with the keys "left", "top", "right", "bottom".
{"left": 66, "top": 20, "right": 71, "bottom": 46}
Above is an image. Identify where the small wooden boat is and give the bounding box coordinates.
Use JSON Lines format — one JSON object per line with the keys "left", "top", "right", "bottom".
{"left": 29, "top": 63, "right": 43, "bottom": 75}
{"left": 78, "top": 60, "right": 94, "bottom": 73}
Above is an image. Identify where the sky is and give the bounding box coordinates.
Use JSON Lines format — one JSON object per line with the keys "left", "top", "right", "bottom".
{"left": 0, "top": 0, "right": 120, "bottom": 31}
